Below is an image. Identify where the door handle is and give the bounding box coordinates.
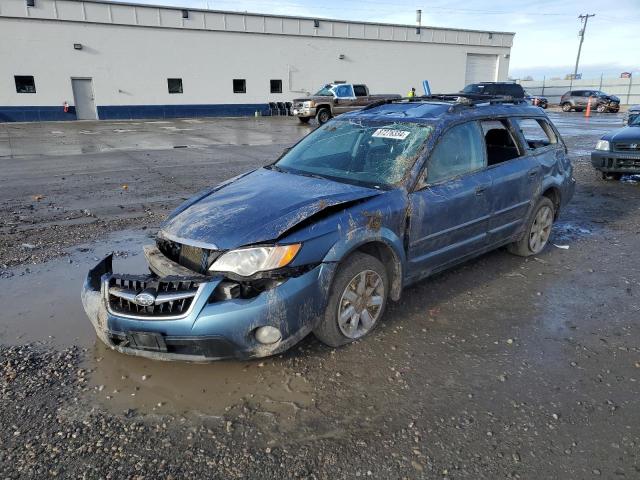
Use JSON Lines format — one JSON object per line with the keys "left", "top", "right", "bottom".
{"left": 475, "top": 185, "right": 487, "bottom": 196}
{"left": 528, "top": 168, "right": 540, "bottom": 178}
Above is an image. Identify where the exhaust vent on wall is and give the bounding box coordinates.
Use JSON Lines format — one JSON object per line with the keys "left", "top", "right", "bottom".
{"left": 26, "top": 0, "right": 35, "bottom": 7}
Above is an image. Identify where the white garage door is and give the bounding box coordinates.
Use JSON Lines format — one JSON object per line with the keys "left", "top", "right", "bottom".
{"left": 465, "top": 54, "right": 498, "bottom": 84}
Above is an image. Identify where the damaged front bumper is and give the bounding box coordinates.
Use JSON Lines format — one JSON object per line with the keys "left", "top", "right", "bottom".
{"left": 81, "top": 248, "right": 336, "bottom": 361}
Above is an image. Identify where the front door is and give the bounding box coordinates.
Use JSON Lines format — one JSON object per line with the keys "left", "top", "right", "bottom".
{"left": 71, "top": 78, "right": 97, "bottom": 120}
{"left": 332, "top": 84, "right": 357, "bottom": 115}
{"left": 407, "top": 121, "right": 492, "bottom": 279}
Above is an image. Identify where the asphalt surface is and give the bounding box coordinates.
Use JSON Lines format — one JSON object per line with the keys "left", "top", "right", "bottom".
{"left": 1, "top": 113, "right": 639, "bottom": 479}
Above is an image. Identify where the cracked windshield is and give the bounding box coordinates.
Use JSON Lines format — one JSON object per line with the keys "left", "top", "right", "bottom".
{"left": 275, "top": 120, "right": 433, "bottom": 187}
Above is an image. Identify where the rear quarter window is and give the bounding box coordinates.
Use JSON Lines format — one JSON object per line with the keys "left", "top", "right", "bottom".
{"left": 514, "top": 118, "right": 557, "bottom": 150}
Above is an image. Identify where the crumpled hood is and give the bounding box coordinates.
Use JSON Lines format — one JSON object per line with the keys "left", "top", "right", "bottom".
{"left": 604, "top": 126, "right": 640, "bottom": 143}
{"left": 160, "top": 168, "right": 380, "bottom": 250}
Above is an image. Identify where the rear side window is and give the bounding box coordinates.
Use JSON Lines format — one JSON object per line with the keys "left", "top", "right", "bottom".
{"left": 427, "top": 122, "right": 485, "bottom": 184}
{"left": 514, "top": 118, "right": 557, "bottom": 149}
{"left": 353, "top": 85, "right": 367, "bottom": 97}
{"left": 480, "top": 120, "right": 521, "bottom": 165}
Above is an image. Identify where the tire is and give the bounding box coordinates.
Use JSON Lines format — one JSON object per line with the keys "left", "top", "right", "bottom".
{"left": 596, "top": 104, "right": 606, "bottom": 113}
{"left": 316, "top": 108, "right": 332, "bottom": 125}
{"left": 298, "top": 117, "right": 311, "bottom": 124}
{"left": 314, "top": 252, "right": 388, "bottom": 348}
{"left": 561, "top": 103, "right": 572, "bottom": 112}
{"left": 508, "top": 197, "right": 555, "bottom": 257}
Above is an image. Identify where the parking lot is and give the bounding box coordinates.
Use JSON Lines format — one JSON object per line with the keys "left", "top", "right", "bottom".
{"left": 1, "top": 113, "right": 639, "bottom": 478}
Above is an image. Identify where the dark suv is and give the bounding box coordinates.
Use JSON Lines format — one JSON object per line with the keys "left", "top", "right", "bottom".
{"left": 560, "top": 90, "right": 620, "bottom": 113}
{"left": 82, "top": 95, "right": 575, "bottom": 361}
{"left": 461, "top": 82, "right": 525, "bottom": 98}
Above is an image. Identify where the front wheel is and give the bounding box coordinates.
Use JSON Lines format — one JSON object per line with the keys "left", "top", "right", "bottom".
{"left": 316, "top": 108, "right": 332, "bottom": 125}
{"left": 596, "top": 104, "right": 606, "bottom": 113}
{"left": 314, "top": 253, "right": 388, "bottom": 348}
{"left": 561, "top": 103, "right": 572, "bottom": 112}
{"left": 508, "top": 197, "right": 555, "bottom": 257}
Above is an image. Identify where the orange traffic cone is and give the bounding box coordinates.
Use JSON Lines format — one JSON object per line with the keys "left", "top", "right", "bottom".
{"left": 585, "top": 97, "right": 592, "bottom": 117}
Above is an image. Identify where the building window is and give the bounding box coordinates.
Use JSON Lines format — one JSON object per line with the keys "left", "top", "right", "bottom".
{"left": 233, "top": 79, "right": 246, "bottom": 94}
{"left": 167, "top": 78, "right": 183, "bottom": 94}
{"left": 270, "top": 79, "right": 282, "bottom": 94}
{"left": 15, "top": 76, "right": 36, "bottom": 93}
{"left": 181, "top": 9, "right": 189, "bottom": 19}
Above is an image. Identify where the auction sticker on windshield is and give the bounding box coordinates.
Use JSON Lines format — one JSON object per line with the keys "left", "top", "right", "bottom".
{"left": 372, "top": 128, "right": 410, "bottom": 140}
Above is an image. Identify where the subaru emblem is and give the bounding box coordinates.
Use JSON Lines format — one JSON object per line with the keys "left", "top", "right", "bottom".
{"left": 631, "top": 143, "right": 638, "bottom": 149}
{"left": 134, "top": 292, "right": 156, "bottom": 307}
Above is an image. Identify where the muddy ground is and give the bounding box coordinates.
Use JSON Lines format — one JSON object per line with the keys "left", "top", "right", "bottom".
{"left": 1, "top": 114, "right": 639, "bottom": 479}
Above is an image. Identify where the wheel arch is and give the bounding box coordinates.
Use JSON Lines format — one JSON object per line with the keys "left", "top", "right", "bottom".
{"left": 541, "top": 186, "right": 561, "bottom": 219}
{"left": 323, "top": 231, "right": 405, "bottom": 302}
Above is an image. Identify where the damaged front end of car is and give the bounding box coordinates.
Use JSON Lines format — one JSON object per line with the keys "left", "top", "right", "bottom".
{"left": 82, "top": 242, "right": 338, "bottom": 361}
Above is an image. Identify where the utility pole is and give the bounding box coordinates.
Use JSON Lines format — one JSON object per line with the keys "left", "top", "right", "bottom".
{"left": 573, "top": 14, "right": 595, "bottom": 80}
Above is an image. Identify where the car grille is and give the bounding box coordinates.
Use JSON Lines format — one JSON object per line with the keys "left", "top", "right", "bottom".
{"left": 293, "top": 101, "right": 304, "bottom": 109}
{"left": 156, "top": 239, "right": 220, "bottom": 274}
{"left": 106, "top": 274, "right": 202, "bottom": 319}
{"left": 614, "top": 143, "right": 640, "bottom": 152}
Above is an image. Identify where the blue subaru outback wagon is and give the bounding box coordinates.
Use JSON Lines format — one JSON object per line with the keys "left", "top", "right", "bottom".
{"left": 82, "top": 96, "right": 575, "bottom": 361}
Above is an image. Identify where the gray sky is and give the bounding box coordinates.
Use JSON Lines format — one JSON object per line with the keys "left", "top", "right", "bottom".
{"left": 114, "top": 0, "right": 639, "bottom": 80}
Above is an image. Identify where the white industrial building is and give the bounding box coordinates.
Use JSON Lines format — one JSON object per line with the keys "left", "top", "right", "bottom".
{"left": 0, "top": 0, "right": 514, "bottom": 121}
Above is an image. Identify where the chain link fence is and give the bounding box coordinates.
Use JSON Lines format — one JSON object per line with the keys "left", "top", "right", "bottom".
{"left": 517, "top": 76, "right": 639, "bottom": 106}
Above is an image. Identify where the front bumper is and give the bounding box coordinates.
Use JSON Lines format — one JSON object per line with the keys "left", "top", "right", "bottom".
{"left": 292, "top": 106, "right": 317, "bottom": 118}
{"left": 591, "top": 150, "right": 640, "bottom": 174}
{"left": 81, "top": 253, "right": 336, "bottom": 361}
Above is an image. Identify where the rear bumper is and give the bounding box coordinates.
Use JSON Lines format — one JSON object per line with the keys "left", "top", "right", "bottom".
{"left": 82, "top": 255, "right": 336, "bottom": 361}
{"left": 591, "top": 150, "right": 640, "bottom": 173}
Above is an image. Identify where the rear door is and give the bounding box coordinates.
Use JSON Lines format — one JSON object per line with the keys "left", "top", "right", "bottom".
{"left": 481, "top": 118, "right": 540, "bottom": 245}
{"left": 333, "top": 84, "right": 358, "bottom": 114}
{"left": 407, "top": 121, "right": 492, "bottom": 278}
{"left": 353, "top": 85, "right": 371, "bottom": 107}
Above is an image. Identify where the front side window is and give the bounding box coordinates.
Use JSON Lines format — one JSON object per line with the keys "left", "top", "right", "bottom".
{"left": 513, "top": 118, "right": 557, "bottom": 149}
{"left": 15, "top": 76, "right": 36, "bottom": 93}
{"left": 426, "top": 122, "right": 485, "bottom": 184}
{"left": 167, "top": 78, "right": 183, "bottom": 94}
{"left": 274, "top": 120, "right": 433, "bottom": 188}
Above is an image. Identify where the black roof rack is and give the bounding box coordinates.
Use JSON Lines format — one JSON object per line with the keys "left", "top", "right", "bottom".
{"left": 362, "top": 93, "right": 527, "bottom": 112}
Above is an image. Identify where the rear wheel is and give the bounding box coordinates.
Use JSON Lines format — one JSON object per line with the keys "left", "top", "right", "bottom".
{"left": 298, "top": 117, "right": 311, "bottom": 124}
{"left": 561, "top": 103, "right": 572, "bottom": 112}
{"left": 314, "top": 253, "right": 388, "bottom": 347}
{"left": 508, "top": 197, "right": 555, "bottom": 257}
{"left": 316, "top": 108, "right": 332, "bottom": 125}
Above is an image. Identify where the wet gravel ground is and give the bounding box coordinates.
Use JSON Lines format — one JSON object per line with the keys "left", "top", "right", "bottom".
{"left": 1, "top": 113, "right": 640, "bottom": 479}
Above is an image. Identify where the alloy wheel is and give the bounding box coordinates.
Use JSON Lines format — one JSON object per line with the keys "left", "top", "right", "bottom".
{"left": 529, "top": 205, "right": 553, "bottom": 254}
{"left": 337, "top": 270, "right": 385, "bottom": 339}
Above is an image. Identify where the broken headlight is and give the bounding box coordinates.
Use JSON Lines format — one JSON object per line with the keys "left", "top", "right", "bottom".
{"left": 595, "top": 140, "right": 610, "bottom": 151}
{"left": 209, "top": 244, "right": 301, "bottom": 277}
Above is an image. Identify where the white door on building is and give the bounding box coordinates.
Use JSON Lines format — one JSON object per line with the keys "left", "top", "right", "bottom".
{"left": 71, "top": 78, "right": 97, "bottom": 120}
{"left": 464, "top": 54, "right": 498, "bottom": 85}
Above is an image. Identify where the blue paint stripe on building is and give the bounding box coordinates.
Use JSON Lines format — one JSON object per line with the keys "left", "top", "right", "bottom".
{"left": 0, "top": 104, "right": 270, "bottom": 122}
{"left": 0, "top": 106, "right": 77, "bottom": 122}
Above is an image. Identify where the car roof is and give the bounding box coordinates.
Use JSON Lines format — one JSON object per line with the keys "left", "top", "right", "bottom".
{"left": 340, "top": 99, "right": 546, "bottom": 125}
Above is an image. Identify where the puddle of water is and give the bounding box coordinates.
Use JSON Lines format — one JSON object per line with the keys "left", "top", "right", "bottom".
{"left": 551, "top": 221, "right": 595, "bottom": 243}
{"left": 86, "top": 344, "right": 314, "bottom": 418}
{"left": 0, "top": 230, "right": 152, "bottom": 346}
{"left": 0, "top": 228, "right": 315, "bottom": 422}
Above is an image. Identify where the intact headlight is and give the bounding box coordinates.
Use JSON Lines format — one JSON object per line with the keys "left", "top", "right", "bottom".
{"left": 303, "top": 100, "right": 315, "bottom": 108}
{"left": 209, "top": 244, "right": 301, "bottom": 277}
{"left": 595, "top": 140, "right": 610, "bottom": 151}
